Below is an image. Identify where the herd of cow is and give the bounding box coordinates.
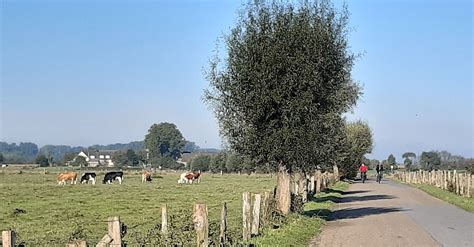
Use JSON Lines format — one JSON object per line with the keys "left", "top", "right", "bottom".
{"left": 56, "top": 170, "right": 201, "bottom": 185}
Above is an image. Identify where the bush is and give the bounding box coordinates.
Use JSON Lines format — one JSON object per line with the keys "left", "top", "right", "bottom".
{"left": 190, "top": 155, "right": 211, "bottom": 171}
{"left": 150, "top": 156, "right": 184, "bottom": 170}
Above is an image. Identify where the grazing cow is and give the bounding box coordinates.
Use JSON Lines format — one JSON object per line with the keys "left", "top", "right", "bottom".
{"left": 142, "top": 170, "right": 152, "bottom": 183}
{"left": 80, "top": 172, "right": 97, "bottom": 185}
{"left": 57, "top": 172, "right": 78, "bottom": 185}
{"left": 177, "top": 171, "right": 201, "bottom": 184}
{"left": 191, "top": 172, "right": 201, "bottom": 184}
{"left": 178, "top": 172, "right": 190, "bottom": 184}
{"left": 103, "top": 171, "right": 124, "bottom": 184}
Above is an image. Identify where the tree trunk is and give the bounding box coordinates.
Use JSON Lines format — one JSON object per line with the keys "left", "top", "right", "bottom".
{"left": 276, "top": 168, "right": 291, "bottom": 214}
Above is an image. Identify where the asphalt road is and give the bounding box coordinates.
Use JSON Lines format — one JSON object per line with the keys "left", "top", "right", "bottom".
{"left": 310, "top": 178, "right": 474, "bottom": 247}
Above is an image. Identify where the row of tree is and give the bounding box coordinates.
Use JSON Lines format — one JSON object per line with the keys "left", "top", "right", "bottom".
{"left": 364, "top": 151, "right": 473, "bottom": 173}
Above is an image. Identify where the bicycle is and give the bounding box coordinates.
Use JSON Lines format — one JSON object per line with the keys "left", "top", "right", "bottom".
{"left": 376, "top": 171, "right": 383, "bottom": 183}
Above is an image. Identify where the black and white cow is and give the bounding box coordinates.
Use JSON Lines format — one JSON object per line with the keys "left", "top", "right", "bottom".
{"left": 80, "top": 172, "right": 97, "bottom": 185}
{"left": 103, "top": 171, "right": 124, "bottom": 184}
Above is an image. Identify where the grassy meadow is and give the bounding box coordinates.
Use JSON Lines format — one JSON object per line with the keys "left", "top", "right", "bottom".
{"left": 0, "top": 170, "right": 275, "bottom": 246}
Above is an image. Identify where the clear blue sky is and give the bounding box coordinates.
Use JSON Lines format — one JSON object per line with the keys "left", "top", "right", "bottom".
{"left": 1, "top": 0, "right": 472, "bottom": 161}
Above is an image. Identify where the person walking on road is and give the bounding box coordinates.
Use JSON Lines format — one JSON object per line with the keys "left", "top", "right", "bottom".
{"left": 360, "top": 163, "right": 368, "bottom": 183}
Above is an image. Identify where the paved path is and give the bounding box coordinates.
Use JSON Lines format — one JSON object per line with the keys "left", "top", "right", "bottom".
{"left": 310, "top": 179, "right": 474, "bottom": 247}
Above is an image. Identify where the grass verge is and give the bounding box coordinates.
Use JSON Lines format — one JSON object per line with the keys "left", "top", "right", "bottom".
{"left": 250, "top": 181, "right": 349, "bottom": 246}
{"left": 414, "top": 184, "right": 474, "bottom": 212}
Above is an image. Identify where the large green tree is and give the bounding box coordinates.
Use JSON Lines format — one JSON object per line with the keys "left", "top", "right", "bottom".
{"left": 204, "top": 0, "right": 360, "bottom": 174}
{"left": 145, "top": 123, "right": 186, "bottom": 160}
{"left": 339, "top": 121, "right": 373, "bottom": 178}
{"left": 420, "top": 151, "right": 441, "bottom": 171}
{"left": 387, "top": 154, "right": 396, "bottom": 168}
{"left": 0, "top": 153, "right": 4, "bottom": 163}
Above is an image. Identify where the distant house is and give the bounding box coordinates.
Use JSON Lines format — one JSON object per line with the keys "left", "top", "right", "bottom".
{"left": 77, "top": 150, "right": 116, "bottom": 167}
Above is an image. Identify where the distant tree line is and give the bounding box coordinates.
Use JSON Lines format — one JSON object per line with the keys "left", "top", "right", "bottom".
{"left": 367, "top": 151, "right": 473, "bottom": 173}
{"left": 0, "top": 137, "right": 209, "bottom": 166}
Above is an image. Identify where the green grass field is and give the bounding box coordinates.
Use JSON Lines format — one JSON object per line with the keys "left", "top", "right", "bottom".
{"left": 414, "top": 184, "right": 474, "bottom": 212}
{"left": 0, "top": 171, "right": 275, "bottom": 246}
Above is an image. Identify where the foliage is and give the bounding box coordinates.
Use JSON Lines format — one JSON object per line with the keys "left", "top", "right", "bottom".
{"left": 0, "top": 142, "right": 39, "bottom": 163}
{"left": 209, "top": 152, "right": 227, "bottom": 172}
{"left": 72, "top": 156, "right": 88, "bottom": 167}
{"left": 40, "top": 145, "right": 83, "bottom": 163}
{"left": 204, "top": 0, "right": 360, "bottom": 173}
{"left": 190, "top": 154, "right": 211, "bottom": 171}
{"left": 183, "top": 141, "right": 200, "bottom": 153}
{"left": 369, "top": 159, "right": 380, "bottom": 169}
{"left": 35, "top": 154, "right": 49, "bottom": 167}
{"left": 145, "top": 123, "right": 186, "bottom": 160}
{"left": 225, "top": 153, "right": 243, "bottom": 173}
{"left": 404, "top": 157, "right": 412, "bottom": 170}
{"left": 63, "top": 152, "right": 77, "bottom": 165}
{"left": 150, "top": 156, "right": 184, "bottom": 169}
{"left": 387, "top": 154, "right": 396, "bottom": 167}
{"left": 420, "top": 151, "right": 441, "bottom": 171}
{"left": 402, "top": 152, "right": 416, "bottom": 159}
{"left": 0, "top": 153, "right": 4, "bottom": 163}
{"left": 339, "top": 121, "right": 373, "bottom": 178}
{"left": 89, "top": 141, "right": 145, "bottom": 152}
{"left": 126, "top": 149, "right": 140, "bottom": 166}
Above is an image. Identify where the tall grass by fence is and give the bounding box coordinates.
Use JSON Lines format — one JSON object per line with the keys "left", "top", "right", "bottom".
{"left": 394, "top": 170, "right": 472, "bottom": 198}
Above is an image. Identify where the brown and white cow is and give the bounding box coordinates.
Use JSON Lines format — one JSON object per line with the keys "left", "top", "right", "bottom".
{"left": 177, "top": 171, "right": 201, "bottom": 184}
{"left": 142, "top": 170, "right": 152, "bottom": 183}
{"left": 57, "top": 171, "right": 78, "bottom": 185}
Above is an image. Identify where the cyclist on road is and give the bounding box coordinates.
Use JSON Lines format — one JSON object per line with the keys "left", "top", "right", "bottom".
{"left": 360, "top": 163, "right": 368, "bottom": 183}
{"left": 376, "top": 164, "right": 384, "bottom": 183}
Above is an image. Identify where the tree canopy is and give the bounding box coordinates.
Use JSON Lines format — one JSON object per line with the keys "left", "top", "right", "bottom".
{"left": 35, "top": 154, "right": 49, "bottom": 167}
{"left": 205, "top": 0, "right": 360, "bottom": 173}
{"left": 145, "top": 123, "right": 186, "bottom": 160}
{"left": 339, "top": 121, "right": 373, "bottom": 177}
{"left": 420, "top": 151, "right": 441, "bottom": 171}
{"left": 387, "top": 154, "right": 396, "bottom": 167}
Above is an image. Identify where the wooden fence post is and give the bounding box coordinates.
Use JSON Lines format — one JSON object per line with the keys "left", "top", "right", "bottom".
{"left": 162, "top": 204, "right": 168, "bottom": 234}
{"left": 310, "top": 175, "right": 315, "bottom": 194}
{"left": 193, "top": 203, "right": 209, "bottom": 247}
{"left": 321, "top": 173, "right": 327, "bottom": 190}
{"left": 220, "top": 202, "right": 227, "bottom": 246}
{"left": 251, "top": 194, "right": 261, "bottom": 236}
{"left": 2, "top": 231, "right": 16, "bottom": 247}
{"left": 108, "top": 216, "right": 122, "bottom": 247}
{"left": 467, "top": 175, "right": 471, "bottom": 198}
{"left": 242, "top": 192, "right": 251, "bottom": 241}
{"left": 96, "top": 234, "right": 113, "bottom": 247}
{"left": 333, "top": 165, "right": 339, "bottom": 182}
{"left": 261, "top": 191, "right": 270, "bottom": 227}
{"left": 315, "top": 170, "right": 321, "bottom": 194}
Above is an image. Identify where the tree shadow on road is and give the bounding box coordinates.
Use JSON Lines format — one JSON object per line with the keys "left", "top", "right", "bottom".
{"left": 326, "top": 207, "right": 407, "bottom": 221}
{"left": 322, "top": 188, "right": 370, "bottom": 195}
{"left": 313, "top": 194, "right": 396, "bottom": 204}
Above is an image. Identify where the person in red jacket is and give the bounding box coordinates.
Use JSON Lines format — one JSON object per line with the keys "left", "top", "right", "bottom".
{"left": 360, "top": 163, "right": 368, "bottom": 183}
